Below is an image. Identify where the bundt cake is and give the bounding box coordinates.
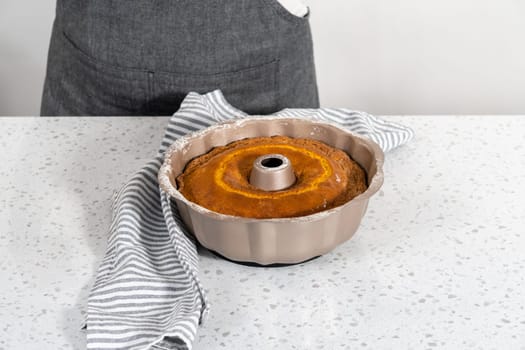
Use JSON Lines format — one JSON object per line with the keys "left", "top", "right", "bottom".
{"left": 176, "top": 136, "right": 367, "bottom": 219}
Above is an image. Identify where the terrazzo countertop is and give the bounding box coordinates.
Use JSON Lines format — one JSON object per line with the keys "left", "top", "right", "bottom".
{"left": 1, "top": 116, "right": 525, "bottom": 350}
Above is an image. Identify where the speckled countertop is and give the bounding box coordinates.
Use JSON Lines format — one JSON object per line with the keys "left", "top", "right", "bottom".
{"left": 1, "top": 116, "right": 524, "bottom": 350}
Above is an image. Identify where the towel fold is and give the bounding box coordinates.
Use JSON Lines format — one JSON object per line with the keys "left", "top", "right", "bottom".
{"left": 87, "top": 90, "right": 414, "bottom": 350}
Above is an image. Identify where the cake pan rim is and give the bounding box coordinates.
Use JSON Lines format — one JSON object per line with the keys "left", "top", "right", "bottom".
{"left": 158, "top": 116, "right": 384, "bottom": 223}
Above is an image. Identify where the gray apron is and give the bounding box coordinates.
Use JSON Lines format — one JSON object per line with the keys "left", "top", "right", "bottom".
{"left": 41, "top": 0, "right": 319, "bottom": 116}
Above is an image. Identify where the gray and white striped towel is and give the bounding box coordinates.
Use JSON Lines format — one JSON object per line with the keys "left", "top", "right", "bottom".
{"left": 87, "top": 90, "right": 414, "bottom": 350}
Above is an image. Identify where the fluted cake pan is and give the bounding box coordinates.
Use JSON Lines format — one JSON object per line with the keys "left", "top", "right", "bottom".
{"left": 158, "top": 117, "right": 384, "bottom": 265}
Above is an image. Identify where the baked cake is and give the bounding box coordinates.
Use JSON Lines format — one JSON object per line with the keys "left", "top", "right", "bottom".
{"left": 176, "top": 136, "right": 367, "bottom": 219}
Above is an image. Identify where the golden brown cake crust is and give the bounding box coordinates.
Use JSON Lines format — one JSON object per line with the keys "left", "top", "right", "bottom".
{"left": 176, "top": 136, "right": 367, "bottom": 219}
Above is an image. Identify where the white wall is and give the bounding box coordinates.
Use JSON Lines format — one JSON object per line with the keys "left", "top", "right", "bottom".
{"left": 1, "top": 0, "right": 525, "bottom": 115}
{"left": 306, "top": 0, "right": 525, "bottom": 114}
{"left": 0, "top": 0, "right": 56, "bottom": 116}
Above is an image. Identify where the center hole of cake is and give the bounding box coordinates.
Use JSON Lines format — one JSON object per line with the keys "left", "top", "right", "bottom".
{"left": 261, "top": 157, "right": 283, "bottom": 168}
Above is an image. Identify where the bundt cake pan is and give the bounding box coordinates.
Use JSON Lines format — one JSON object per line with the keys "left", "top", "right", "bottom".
{"left": 158, "top": 117, "right": 384, "bottom": 265}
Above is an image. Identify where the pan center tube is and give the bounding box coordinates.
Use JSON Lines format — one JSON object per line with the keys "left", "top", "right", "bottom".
{"left": 249, "top": 154, "right": 296, "bottom": 191}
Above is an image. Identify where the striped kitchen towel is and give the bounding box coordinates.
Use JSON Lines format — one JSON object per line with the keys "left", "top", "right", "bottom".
{"left": 86, "top": 90, "right": 414, "bottom": 350}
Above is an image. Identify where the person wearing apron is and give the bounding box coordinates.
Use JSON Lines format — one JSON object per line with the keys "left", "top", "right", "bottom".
{"left": 40, "top": 0, "right": 319, "bottom": 116}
